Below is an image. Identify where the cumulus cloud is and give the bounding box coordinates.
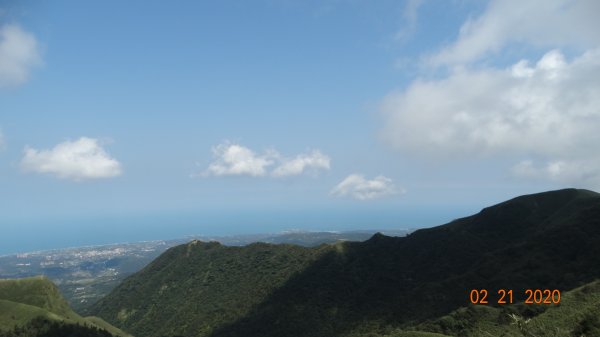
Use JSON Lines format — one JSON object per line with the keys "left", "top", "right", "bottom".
{"left": 382, "top": 0, "right": 600, "bottom": 188}
{"left": 427, "top": 0, "right": 600, "bottom": 66}
{"left": 0, "top": 24, "right": 41, "bottom": 88}
{"left": 21, "top": 137, "right": 122, "bottom": 181}
{"left": 382, "top": 49, "right": 600, "bottom": 181}
{"left": 272, "top": 150, "right": 330, "bottom": 177}
{"left": 205, "top": 143, "right": 275, "bottom": 177}
{"left": 330, "top": 174, "right": 401, "bottom": 200}
{"left": 202, "top": 142, "right": 330, "bottom": 178}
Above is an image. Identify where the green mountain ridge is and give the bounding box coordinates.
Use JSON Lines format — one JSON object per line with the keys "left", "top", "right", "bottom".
{"left": 89, "top": 188, "right": 600, "bottom": 336}
{"left": 0, "top": 229, "right": 411, "bottom": 314}
{"left": 91, "top": 241, "right": 329, "bottom": 336}
{"left": 0, "top": 277, "right": 131, "bottom": 337}
{"left": 0, "top": 276, "right": 73, "bottom": 319}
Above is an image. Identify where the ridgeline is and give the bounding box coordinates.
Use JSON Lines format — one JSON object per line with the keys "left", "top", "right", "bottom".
{"left": 89, "top": 188, "right": 600, "bottom": 336}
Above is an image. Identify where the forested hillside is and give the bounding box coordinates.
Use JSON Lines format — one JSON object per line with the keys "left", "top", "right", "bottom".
{"left": 91, "top": 189, "right": 600, "bottom": 337}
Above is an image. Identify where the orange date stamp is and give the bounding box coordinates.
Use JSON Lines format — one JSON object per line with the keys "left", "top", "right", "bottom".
{"left": 469, "top": 289, "right": 561, "bottom": 305}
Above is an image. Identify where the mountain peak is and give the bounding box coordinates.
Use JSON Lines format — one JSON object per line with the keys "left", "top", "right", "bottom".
{"left": 439, "top": 188, "right": 600, "bottom": 236}
{"left": 491, "top": 188, "right": 599, "bottom": 209}
{"left": 366, "top": 232, "right": 394, "bottom": 244}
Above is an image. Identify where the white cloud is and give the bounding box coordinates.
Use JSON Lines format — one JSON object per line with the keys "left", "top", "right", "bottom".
{"left": 382, "top": 49, "right": 600, "bottom": 169}
{"left": 427, "top": 0, "right": 600, "bottom": 67}
{"left": 21, "top": 137, "right": 122, "bottom": 181}
{"left": 330, "top": 174, "right": 400, "bottom": 200}
{"left": 383, "top": 1, "right": 600, "bottom": 188}
{"left": 204, "top": 143, "right": 275, "bottom": 177}
{"left": 202, "top": 142, "right": 331, "bottom": 178}
{"left": 512, "top": 159, "right": 600, "bottom": 187}
{"left": 272, "top": 150, "right": 330, "bottom": 177}
{"left": 0, "top": 24, "right": 41, "bottom": 88}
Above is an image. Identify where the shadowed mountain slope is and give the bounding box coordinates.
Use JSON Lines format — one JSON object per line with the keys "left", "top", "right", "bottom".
{"left": 91, "top": 188, "right": 600, "bottom": 337}
{"left": 90, "top": 241, "right": 328, "bottom": 337}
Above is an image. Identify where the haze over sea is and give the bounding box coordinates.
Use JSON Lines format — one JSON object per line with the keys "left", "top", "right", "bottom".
{"left": 0, "top": 206, "right": 472, "bottom": 255}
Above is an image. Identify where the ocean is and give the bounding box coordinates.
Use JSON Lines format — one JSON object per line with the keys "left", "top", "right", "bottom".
{"left": 0, "top": 207, "right": 472, "bottom": 255}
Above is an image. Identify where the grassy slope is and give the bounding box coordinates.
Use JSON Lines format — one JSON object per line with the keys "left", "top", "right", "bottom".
{"left": 0, "top": 299, "right": 63, "bottom": 329}
{"left": 0, "top": 277, "right": 131, "bottom": 337}
{"left": 523, "top": 280, "right": 600, "bottom": 336}
{"left": 91, "top": 188, "right": 600, "bottom": 337}
{"left": 0, "top": 276, "right": 73, "bottom": 318}
{"left": 85, "top": 316, "right": 133, "bottom": 337}
{"left": 412, "top": 279, "right": 600, "bottom": 336}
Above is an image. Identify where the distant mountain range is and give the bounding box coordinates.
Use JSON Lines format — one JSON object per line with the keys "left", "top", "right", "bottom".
{"left": 87, "top": 188, "right": 600, "bottom": 337}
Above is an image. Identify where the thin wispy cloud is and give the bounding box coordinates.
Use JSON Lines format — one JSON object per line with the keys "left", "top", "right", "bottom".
{"left": 200, "top": 142, "right": 331, "bottom": 178}
{"left": 425, "top": 0, "right": 600, "bottom": 67}
{"left": 21, "top": 137, "right": 122, "bottom": 181}
{"left": 395, "top": 0, "right": 424, "bottom": 42}
{"left": 0, "top": 24, "right": 42, "bottom": 88}
{"left": 511, "top": 159, "right": 600, "bottom": 188}
{"left": 331, "top": 174, "right": 401, "bottom": 200}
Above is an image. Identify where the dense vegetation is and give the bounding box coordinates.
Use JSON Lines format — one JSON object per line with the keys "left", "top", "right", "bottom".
{"left": 0, "top": 317, "right": 113, "bottom": 337}
{"left": 413, "top": 279, "right": 600, "bottom": 336}
{"left": 0, "top": 277, "right": 131, "bottom": 337}
{"left": 91, "top": 241, "right": 329, "bottom": 336}
{"left": 90, "top": 188, "right": 600, "bottom": 337}
{"left": 0, "top": 231, "right": 405, "bottom": 314}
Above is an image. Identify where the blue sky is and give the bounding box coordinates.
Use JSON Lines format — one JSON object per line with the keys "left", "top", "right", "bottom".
{"left": 1, "top": 0, "right": 599, "bottom": 254}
